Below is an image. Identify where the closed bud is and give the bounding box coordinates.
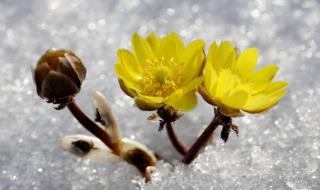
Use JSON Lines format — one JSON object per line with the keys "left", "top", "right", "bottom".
{"left": 33, "top": 49, "right": 86, "bottom": 109}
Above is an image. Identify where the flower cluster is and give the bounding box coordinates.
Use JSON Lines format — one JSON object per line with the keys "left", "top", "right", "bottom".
{"left": 115, "top": 33, "right": 287, "bottom": 117}
{"left": 33, "top": 32, "right": 288, "bottom": 182}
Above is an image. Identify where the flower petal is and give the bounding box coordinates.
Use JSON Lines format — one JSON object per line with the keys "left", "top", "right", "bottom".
{"left": 206, "top": 42, "right": 218, "bottom": 70}
{"left": 135, "top": 91, "right": 165, "bottom": 105}
{"left": 115, "top": 75, "right": 143, "bottom": 98}
{"left": 232, "top": 48, "right": 258, "bottom": 79}
{"left": 261, "top": 81, "right": 288, "bottom": 95}
{"left": 179, "top": 39, "right": 205, "bottom": 63}
{"left": 203, "top": 62, "right": 217, "bottom": 95}
{"left": 221, "top": 88, "right": 249, "bottom": 109}
{"left": 117, "top": 49, "right": 140, "bottom": 75}
{"left": 134, "top": 94, "right": 164, "bottom": 111}
{"left": 132, "top": 33, "right": 154, "bottom": 65}
{"left": 251, "top": 64, "right": 279, "bottom": 83}
{"left": 114, "top": 63, "right": 137, "bottom": 83}
{"left": 198, "top": 85, "right": 221, "bottom": 106}
{"left": 243, "top": 90, "right": 287, "bottom": 113}
{"left": 180, "top": 39, "right": 205, "bottom": 83}
{"left": 166, "top": 90, "right": 198, "bottom": 111}
{"left": 156, "top": 33, "right": 184, "bottom": 60}
{"left": 147, "top": 33, "right": 161, "bottom": 53}
{"left": 135, "top": 98, "right": 162, "bottom": 111}
{"left": 162, "top": 77, "right": 202, "bottom": 111}
{"left": 215, "top": 69, "right": 237, "bottom": 98}
{"left": 207, "top": 41, "right": 235, "bottom": 71}
{"left": 180, "top": 76, "right": 203, "bottom": 95}
{"left": 118, "top": 79, "right": 137, "bottom": 98}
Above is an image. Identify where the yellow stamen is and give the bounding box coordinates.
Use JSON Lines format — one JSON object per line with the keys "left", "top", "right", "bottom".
{"left": 137, "top": 57, "right": 182, "bottom": 97}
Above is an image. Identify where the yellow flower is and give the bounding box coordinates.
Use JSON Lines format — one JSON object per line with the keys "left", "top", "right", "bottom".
{"left": 115, "top": 33, "right": 205, "bottom": 111}
{"left": 199, "top": 41, "right": 288, "bottom": 117}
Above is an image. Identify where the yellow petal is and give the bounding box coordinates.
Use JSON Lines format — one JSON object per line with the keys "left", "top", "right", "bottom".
{"left": 166, "top": 77, "right": 203, "bottom": 103}
{"left": 117, "top": 79, "right": 137, "bottom": 98}
{"left": 132, "top": 33, "right": 154, "bottom": 65}
{"left": 179, "top": 39, "right": 205, "bottom": 63}
{"left": 207, "top": 41, "right": 235, "bottom": 72}
{"left": 134, "top": 92, "right": 164, "bottom": 111}
{"left": 114, "top": 64, "right": 137, "bottom": 83}
{"left": 234, "top": 47, "right": 241, "bottom": 59}
{"left": 248, "top": 81, "right": 287, "bottom": 103}
{"left": 146, "top": 33, "right": 161, "bottom": 53}
{"left": 250, "top": 64, "right": 279, "bottom": 83}
{"left": 232, "top": 48, "right": 258, "bottom": 79}
{"left": 114, "top": 72, "right": 142, "bottom": 97}
{"left": 243, "top": 90, "right": 287, "bottom": 113}
{"left": 180, "top": 39, "right": 205, "bottom": 83}
{"left": 219, "top": 41, "right": 236, "bottom": 69}
{"left": 203, "top": 62, "right": 217, "bottom": 95}
{"left": 198, "top": 85, "right": 217, "bottom": 106}
{"left": 180, "top": 76, "right": 204, "bottom": 94}
{"left": 215, "top": 69, "right": 237, "bottom": 98}
{"left": 224, "top": 48, "right": 236, "bottom": 69}
{"left": 182, "top": 52, "right": 204, "bottom": 84}
{"left": 221, "top": 88, "right": 249, "bottom": 109}
{"left": 156, "top": 33, "right": 184, "bottom": 60}
{"left": 166, "top": 90, "right": 197, "bottom": 111}
{"left": 117, "top": 49, "right": 140, "bottom": 75}
{"left": 262, "top": 81, "right": 288, "bottom": 95}
{"left": 138, "top": 93, "right": 164, "bottom": 103}
{"left": 206, "top": 42, "right": 218, "bottom": 70}
{"left": 243, "top": 95, "right": 268, "bottom": 112}
{"left": 135, "top": 97, "right": 163, "bottom": 111}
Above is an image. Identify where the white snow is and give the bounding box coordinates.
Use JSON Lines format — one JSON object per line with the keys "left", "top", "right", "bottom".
{"left": 0, "top": 0, "right": 319, "bottom": 189}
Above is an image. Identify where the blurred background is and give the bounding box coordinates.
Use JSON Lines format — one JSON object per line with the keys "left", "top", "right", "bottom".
{"left": 0, "top": 0, "right": 319, "bottom": 189}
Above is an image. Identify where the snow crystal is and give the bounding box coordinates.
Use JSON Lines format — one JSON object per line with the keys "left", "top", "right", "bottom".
{"left": 0, "top": 0, "right": 319, "bottom": 189}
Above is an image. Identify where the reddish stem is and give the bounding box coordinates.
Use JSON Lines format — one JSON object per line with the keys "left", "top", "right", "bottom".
{"left": 182, "top": 118, "right": 219, "bottom": 164}
{"left": 182, "top": 111, "right": 230, "bottom": 164}
{"left": 165, "top": 122, "right": 189, "bottom": 155}
{"left": 67, "top": 101, "right": 120, "bottom": 155}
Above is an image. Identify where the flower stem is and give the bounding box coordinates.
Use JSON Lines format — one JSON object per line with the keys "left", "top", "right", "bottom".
{"left": 165, "top": 122, "right": 189, "bottom": 155}
{"left": 182, "top": 110, "right": 231, "bottom": 164}
{"left": 67, "top": 101, "right": 120, "bottom": 155}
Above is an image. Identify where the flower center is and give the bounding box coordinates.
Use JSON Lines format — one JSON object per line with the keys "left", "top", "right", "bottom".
{"left": 137, "top": 57, "right": 182, "bottom": 97}
{"left": 154, "top": 67, "right": 171, "bottom": 84}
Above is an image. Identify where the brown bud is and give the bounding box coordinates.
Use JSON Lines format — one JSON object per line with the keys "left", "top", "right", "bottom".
{"left": 33, "top": 49, "right": 86, "bottom": 109}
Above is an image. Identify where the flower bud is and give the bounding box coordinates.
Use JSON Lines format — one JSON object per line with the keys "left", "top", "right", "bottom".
{"left": 33, "top": 49, "right": 86, "bottom": 109}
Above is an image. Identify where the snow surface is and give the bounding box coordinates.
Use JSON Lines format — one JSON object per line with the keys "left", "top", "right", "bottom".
{"left": 0, "top": 0, "right": 319, "bottom": 189}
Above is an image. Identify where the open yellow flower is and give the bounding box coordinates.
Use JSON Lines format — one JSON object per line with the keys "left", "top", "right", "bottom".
{"left": 199, "top": 41, "right": 288, "bottom": 117}
{"left": 115, "top": 33, "right": 205, "bottom": 111}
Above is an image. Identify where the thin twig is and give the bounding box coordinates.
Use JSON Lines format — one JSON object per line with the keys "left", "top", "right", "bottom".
{"left": 165, "top": 122, "right": 189, "bottom": 155}
{"left": 182, "top": 111, "right": 231, "bottom": 164}
{"left": 67, "top": 101, "right": 121, "bottom": 155}
{"left": 182, "top": 117, "right": 220, "bottom": 164}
